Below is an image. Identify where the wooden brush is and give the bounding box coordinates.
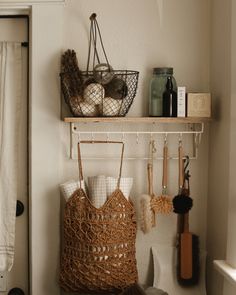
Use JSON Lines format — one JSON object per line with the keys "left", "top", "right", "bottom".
{"left": 177, "top": 169, "right": 200, "bottom": 286}
{"left": 140, "top": 140, "right": 156, "bottom": 233}
{"left": 151, "top": 143, "right": 173, "bottom": 214}
{"left": 173, "top": 145, "right": 193, "bottom": 214}
{"left": 177, "top": 214, "right": 200, "bottom": 286}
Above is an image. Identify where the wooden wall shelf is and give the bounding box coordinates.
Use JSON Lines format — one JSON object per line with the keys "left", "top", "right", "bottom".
{"left": 63, "top": 116, "right": 211, "bottom": 124}
{"left": 64, "top": 117, "right": 211, "bottom": 159}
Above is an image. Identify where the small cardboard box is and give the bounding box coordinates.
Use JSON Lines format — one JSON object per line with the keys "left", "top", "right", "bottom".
{"left": 187, "top": 92, "right": 211, "bottom": 117}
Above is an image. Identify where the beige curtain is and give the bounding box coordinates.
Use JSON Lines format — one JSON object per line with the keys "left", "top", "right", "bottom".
{"left": 0, "top": 42, "right": 22, "bottom": 272}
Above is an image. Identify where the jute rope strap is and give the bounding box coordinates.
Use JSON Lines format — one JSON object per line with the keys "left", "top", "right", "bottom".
{"left": 77, "top": 140, "right": 125, "bottom": 189}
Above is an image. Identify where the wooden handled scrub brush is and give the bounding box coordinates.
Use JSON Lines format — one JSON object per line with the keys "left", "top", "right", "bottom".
{"left": 140, "top": 140, "right": 156, "bottom": 233}
{"left": 173, "top": 144, "right": 193, "bottom": 214}
{"left": 151, "top": 141, "right": 173, "bottom": 214}
{"left": 177, "top": 168, "right": 200, "bottom": 286}
{"left": 140, "top": 140, "right": 173, "bottom": 233}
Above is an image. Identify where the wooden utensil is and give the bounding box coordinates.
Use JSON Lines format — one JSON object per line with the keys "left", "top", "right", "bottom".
{"left": 173, "top": 144, "right": 193, "bottom": 214}
{"left": 140, "top": 140, "right": 156, "bottom": 233}
{"left": 180, "top": 212, "right": 193, "bottom": 279}
{"left": 177, "top": 166, "right": 200, "bottom": 286}
{"left": 151, "top": 142, "right": 173, "bottom": 214}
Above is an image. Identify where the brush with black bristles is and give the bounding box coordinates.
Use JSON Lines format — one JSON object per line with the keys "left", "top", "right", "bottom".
{"left": 177, "top": 168, "right": 200, "bottom": 286}
{"left": 173, "top": 149, "right": 193, "bottom": 214}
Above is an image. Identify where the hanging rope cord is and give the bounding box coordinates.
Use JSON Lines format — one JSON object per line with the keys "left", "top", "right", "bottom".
{"left": 86, "top": 13, "right": 111, "bottom": 73}
{"left": 77, "top": 140, "right": 125, "bottom": 190}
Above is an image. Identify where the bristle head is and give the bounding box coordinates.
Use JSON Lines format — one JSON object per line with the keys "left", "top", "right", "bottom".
{"left": 173, "top": 195, "right": 193, "bottom": 214}
{"left": 140, "top": 195, "right": 153, "bottom": 233}
{"left": 151, "top": 195, "right": 173, "bottom": 214}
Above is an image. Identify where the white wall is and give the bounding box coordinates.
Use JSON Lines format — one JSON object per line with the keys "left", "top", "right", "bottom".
{"left": 64, "top": 0, "right": 211, "bottom": 116}
{"left": 30, "top": 4, "right": 64, "bottom": 295}
{"left": 208, "top": 0, "right": 236, "bottom": 294}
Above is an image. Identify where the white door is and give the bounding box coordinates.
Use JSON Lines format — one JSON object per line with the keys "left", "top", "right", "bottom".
{"left": 0, "top": 17, "right": 28, "bottom": 295}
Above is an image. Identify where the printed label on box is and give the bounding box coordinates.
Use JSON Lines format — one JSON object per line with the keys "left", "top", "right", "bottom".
{"left": 177, "top": 87, "right": 186, "bottom": 117}
{"left": 187, "top": 93, "right": 211, "bottom": 117}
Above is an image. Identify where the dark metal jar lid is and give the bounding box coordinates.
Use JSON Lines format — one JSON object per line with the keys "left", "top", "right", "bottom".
{"left": 153, "top": 67, "right": 173, "bottom": 75}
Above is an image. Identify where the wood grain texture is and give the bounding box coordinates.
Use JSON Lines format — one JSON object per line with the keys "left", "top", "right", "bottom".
{"left": 63, "top": 116, "right": 212, "bottom": 124}
{"left": 180, "top": 231, "right": 193, "bottom": 279}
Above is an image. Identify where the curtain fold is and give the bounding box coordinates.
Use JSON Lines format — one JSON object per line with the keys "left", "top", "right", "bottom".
{"left": 0, "top": 42, "right": 22, "bottom": 272}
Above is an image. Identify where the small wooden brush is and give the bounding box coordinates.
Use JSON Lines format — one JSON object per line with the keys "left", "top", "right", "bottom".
{"left": 151, "top": 143, "right": 173, "bottom": 214}
{"left": 140, "top": 141, "right": 156, "bottom": 233}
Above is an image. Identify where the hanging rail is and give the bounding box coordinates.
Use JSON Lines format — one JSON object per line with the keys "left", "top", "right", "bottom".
{"left": 68, "top": 122, "right": 204, "bottom": 160}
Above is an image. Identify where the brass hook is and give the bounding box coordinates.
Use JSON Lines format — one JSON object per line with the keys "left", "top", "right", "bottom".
{"left": 90, "top": 13, "right": 97, "bottom": 20}
{"left": 121, "top": 132, "right": 125, "bottom": 142}
{"left": 164, "top": 133, "right": 168, "bottom": 146}
{"left": 136, "top": 132, "right": 139, "bottom": 145}
{"left": 178, "top": 133, "right": 183, "bottom": 146}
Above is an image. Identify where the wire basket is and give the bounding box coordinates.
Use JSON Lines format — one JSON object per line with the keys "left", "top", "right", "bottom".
{"left": 61, "top": 14, "right": 139, "bottom": 117}
{"left": 61, "top": 69, "right": 139, "bottom": 117}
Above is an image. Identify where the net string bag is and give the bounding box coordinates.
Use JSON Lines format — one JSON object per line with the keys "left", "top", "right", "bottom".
{"left": 60, "top": 13, "right": 139, "bottom": 117}
{"left": 59, "top": 140, "right": 138, "bottom": 294}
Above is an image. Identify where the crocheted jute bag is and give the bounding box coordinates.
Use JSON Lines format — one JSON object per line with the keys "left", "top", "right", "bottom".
{"left": 59, "top": 141, "right": 138, "bottom": 294}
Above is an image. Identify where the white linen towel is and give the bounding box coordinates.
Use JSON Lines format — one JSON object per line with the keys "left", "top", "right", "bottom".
{"left": 60, "top": 180, "right": 86, "bottom": 202}
{"left": 61, "top": 176, "right": 133, "bottom": 208}
{"left": 88, "top": 175, "right": 107, "bottom": 208}
{"left": 0, "top": 42, "right": 22, "bottom": 272}
{"left": 106, "top": 177, "right": 133, "bottom": 199}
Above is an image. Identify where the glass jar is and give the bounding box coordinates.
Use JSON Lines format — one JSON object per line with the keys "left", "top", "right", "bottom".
{"left": 149, "top": 67, "right": 177, "bottom": 117}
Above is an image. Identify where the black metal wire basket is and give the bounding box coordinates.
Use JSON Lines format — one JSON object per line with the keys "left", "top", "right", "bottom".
{"left": 60, "top": 13, "right": 139, "bottom": 117}
{"left": 61, "top": 69, "right": 139, "bottom": 117}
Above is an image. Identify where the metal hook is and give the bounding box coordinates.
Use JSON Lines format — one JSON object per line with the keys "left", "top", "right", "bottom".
{"left": 198, "top": 132, "right": 202, "bottom": 145}
{"left": 91, "top": 132, "right": 94, "bottom": 142}
{"left": 164, "top": 133, "right": 168, "bottom": 146}
{"left": 194, "top": 133, "right": 199, "bottom": 148}
{"left": 106, "top": 132, "right": 110, "bottom": 141}
{"left": 182, "top": 155, "right": 191, "bottom": 188}
{"left": 136, "top": 132, "right": 139, "bottom": 144}
{"left": 184, "top": 155, "right": 190, "bottom": 174}
{"left": 179, "top": 133, "right": 183, "bottom": 146}
{"left": 150, "top": 133, "right": 153, "bottom": 142}
{"left": 152, "top": 140, "right": 157, "bottom": 153}
{"left": 122, "top": 132, "right": 125, "bottom": 142}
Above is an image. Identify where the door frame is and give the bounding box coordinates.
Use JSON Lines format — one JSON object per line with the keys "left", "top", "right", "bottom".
{"left": 0, "top": 3, "right": 64, "bottom": 295}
